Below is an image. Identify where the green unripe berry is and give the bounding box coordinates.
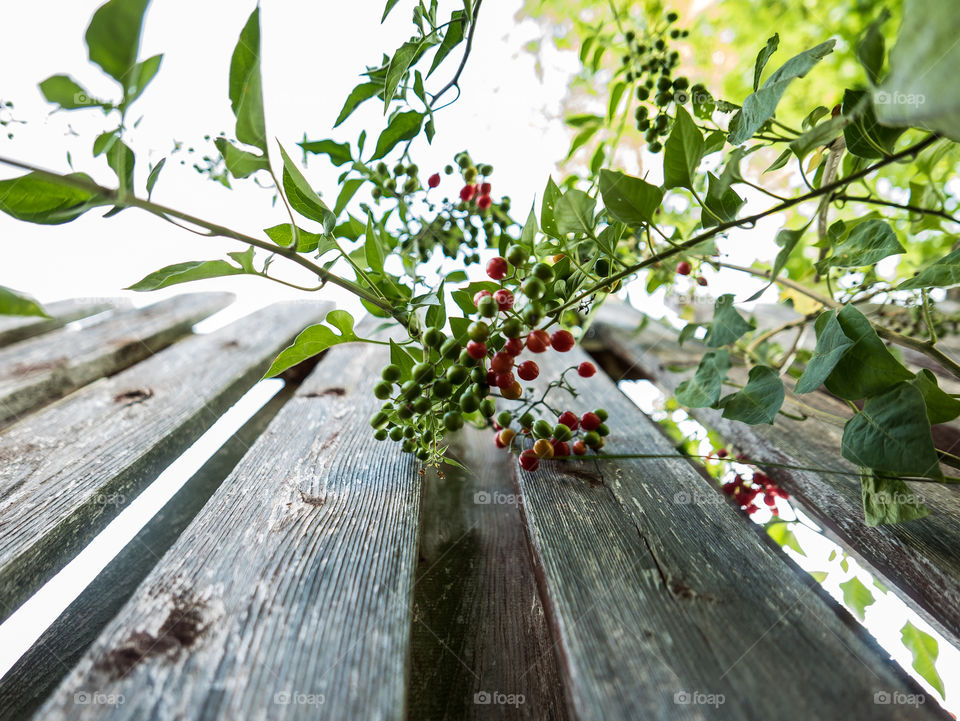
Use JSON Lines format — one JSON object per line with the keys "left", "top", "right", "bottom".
{"left": 376, "top": 162, "right": 388, "bottom": 175}
{"left": 649, "top": 141, "right": 663, "bottom": 153}
{"left": 594, "top": 408, "right": 609, "bottom": 421}
{"left": 506, "top": 244, "right": 528, "bottom": 266}
{"left": 440, "top": 338, "right": 461, "bottom": 359}
{"left": 464, "top": 166, "right": 478, "bottom": 182}
{"left": 443, "top": 411, "right": 464, "bottom": 431}
{"left": 412, "top": 396, "right": 432, "bottom": 413}
{"left": 469, "top": 382, "right": 486, "bottom": 398}
{"left": 402, "top": 439, "right": 416, "bottom": 453}
{"left": 637, "top": 86, "right": 650, "bottom": 101}
{"left": 447, "top": 364, "right": 469, "bottom": 384}
{"left": 423, "top": 328, "right": 445, "bottom": 349}
{"left": 470, "top": 367, "right": 486, "bottom": 383}
{"left": 407, "top": 164, "right": 418, "bottom": 176}
{"left": 389, "top": 426, "right": 404, "bottom": 442}
{"left": 533, "top": 420, "right": 554, "bottom": 439}
{"left": 433, "top": 379, "right": 453, "bottom": 398}
{"left": 479, "top": 164, "right": 493, "bottom": 175}
{"left": 523, "top": 306, "right": 542, "bottom": 326}
{"left": 370, "top": 411, "right": 389, "bottom": 429}
{"left": 583, "top": 430, "right": 601, "bottom": 447}
{"left": 458, "top": 348, "right": 478, "bottom": 367}
{"left": 519, "top": 412, "right": 535, "bottom": 428}
{"left": 385, "top": 178, "right": 397, "bottom": 191}
{"left": 459, "top": 392, "right": 480, "bottom": 413}
{"left": 374, "top": 380, "right": 394, "bottom": 400}
{"left": 522, "top": 277, "right": 545, "bottom": 300}
{"left": 502, "top": 317, "right": 524, "bottom": 338}
{"left": 553, "top": 424, "right": 572, "bottom": 442}
{"left": 456, "top": 154, "right": 470, "bottom": 168}
{"left": 531, "top": 262, "right": 554, "bottom": 282}
{"left": 444, "top": 164, "right": 454, "bottom": 174}
{"left": 594, "top": 258, "right": 610, "bottom": 277}
{"left": 402, "top": 380, "right": 419, "bottom": 399}
{"left": 468, "top": 321, "right": 490, "bottom": 342}
{"left": 397, "top": 404, "right": 414, "bottom": 420}
{"left": 393, "top": 163, "right": 405, "bottom": 175}
{"left": 480, "top": 398, "right": 496, "bottom": 417}
{"left": 404, "top": 178, "right": 417, "bottom": 193}
{"left": 404, "top": 425, "right": 416, "bottom": 439}
{"left": 412, "top": 363, "right": 434, "bottom": 383}
{"left": 478, "top": 295, "right": 499, "bottom": 318}
{"left": 374, "top": 428, "right": 389, "bottom": 441}
{"left": 382, "top": 364, "right": 402, "bottom": 382}
{"left": 597, "top": 423, "right": 610, "bottom": 437}
{"left": 496, "top": 411, "right": 512, "bottom": 428}
{"left": 372, "top": 187, "right": 382, "bottom": 200}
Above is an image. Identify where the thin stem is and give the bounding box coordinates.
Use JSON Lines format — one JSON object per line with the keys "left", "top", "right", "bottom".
{"left": 922, "top": 289, "right": 938, "bottom": 344}
{"left": 835, "top": 193, "right": 960, "bottom": 225}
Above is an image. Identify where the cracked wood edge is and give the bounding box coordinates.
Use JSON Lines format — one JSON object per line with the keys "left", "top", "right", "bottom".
{"left": 0, "top": 299, "right": 123, "bottom": 348}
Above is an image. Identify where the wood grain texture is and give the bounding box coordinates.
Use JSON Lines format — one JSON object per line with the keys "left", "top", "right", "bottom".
{"left": 34, "top": 341, "right": 423, "bottom": 721}
{"left": 510, "top": 339, "right": 947, "bottom": 720}
{"left": 0, "top": 301, "right": 326, "bottom": 623}
{"left": 0, "top": 293, "right": 232, "bottom": 428}
{"left": 589, "top": 300, "right": 960, "bottom": 652}
{"left": 407, "top": 426, "right": 571, "bottom": 721}
{"left": 0, "top": 299, "right": 121, "bottom": 348}
{"left": 0, "top": 383, "right": 299, "bottom": 721}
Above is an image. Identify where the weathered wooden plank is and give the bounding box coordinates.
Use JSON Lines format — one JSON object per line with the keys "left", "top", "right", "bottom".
{"left": 0, "top": 382, "right": 299, "bottom": 721}
{"left": 0, "top": 298, "right": 121, "bottom": 348}
{"left": 0, "top": 301, "right": 327, "bottom": 623}
{"left": 408, "top": 426, "right": 571, "bottom": 721}
{"left": 511, "top": 340, "right": 947, "bottom": 720}
{"left": 0, "top": 293, "right": 231, "bottom": 428}
{"left": 35, "top": 341, "right": 422, "bottom": 721}
{"left": 589, "top": 301, "right": 960, "bottom": 653}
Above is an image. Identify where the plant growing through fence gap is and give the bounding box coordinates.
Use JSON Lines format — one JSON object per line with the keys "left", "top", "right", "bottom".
{"left": 2, "top": 0, "right": 960, "bottom": 528}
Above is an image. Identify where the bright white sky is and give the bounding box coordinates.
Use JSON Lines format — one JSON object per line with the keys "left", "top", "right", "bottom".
{"left": 0, "top": 0, "right": 957, "bottom": 713}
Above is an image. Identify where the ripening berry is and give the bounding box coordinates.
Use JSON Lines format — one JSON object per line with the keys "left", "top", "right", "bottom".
{"left": 502, "top": 380, "right": 523, "bottom": 399}
{"left": 517, "top": 360, "right": 539, "bottom": 381}
{"left": 428, "top": 173, "right": 441, "bottom": 188}
{"left": 504, "top": 337, "right": 524, "bottom": 356}
{"left": 479, "top": 182, "right": 491, "bottom": 195}
{"left": 526, "top": 330, "right": 551, "bottom": 353}
{"left": 466, "top": 340, "right": 488, "bottom": 359}
{"left": 580, "top": 412, "right": 602, "bottom": 431}
{"left": 460, "top": 184, "right": 477, "bottom": 202}
{"left": 716, "top": 448, "right": 729, "bottom": 458}
{"left": 550, "top": 330, "right": 575, "bottom": 352}
{"left": 533, "top": 438, "right": 555, "bottom": 459}
{"left": 477, "top": 195, "right": 492, "bottom": 210}
{"left": 474, "top": 289, "right": 492, "bottom": 307}
{"left": 577, "top": 361, "right": 596, "bottom": 377}
{"left": 491, "top": 351, "right": 513, "bottom": 373}
{"left": 519, "top": 449, "right": 540, "bottom": 471}
{"left": 498, "top": 428, "right": 515, "bottom": 447}
{"left": 572, "top": 440, "right": 587, "bottom": 456}
{"left": 486, "top": 256, "right": 509, "bottom": 280}
{"left": 558, "top": 411, "right": 579, "bottom": 430}
{"left": 676, "top": 261, "right": 692, "bottom": 275}
{"left": 494, "top": 289, "right": 514, "bottom": 311}
{"left": 696, "top": 276, "right": 707, "bottom": 286}
{"left": 552, "top": 440, "right": 571, "bottom": 457}
{"left": 477, "top": 294, "right": 499, "bottom": 318}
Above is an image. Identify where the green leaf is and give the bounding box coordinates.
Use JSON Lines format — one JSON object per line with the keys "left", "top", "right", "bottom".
{"left": 816, "top": 219, "right": 904, "bottom": 272}
{"left": 856, "top": 10, "right": 889, "bottom": 85}
{"left": 263, "top": 224, "right": 334, "bottom": 254}
{"left": 875, "top": 0, "right": 960, "bottom": 141}
{"left": 598, "top": 169, "right": 663, "bottom": 227}
{"left": 752, "top": 34, "right": 779, "bottom": 91}
{"left": 746, "top": 225, "right": 808, "bottom": 302}
{"left": 842, "top": 383, "right": 942, "bottom": 478}
{"left": 228, "top": 8, "right": 267, "bottom": 152}
{"left": 390, "top": 338, "right": 416, "bottom": 378}
{"left": 900, "top": 622, "right": 945, "bottom": 696}
{"left": 860, "top": 469, "right": 930, "bottom": 526}
{"left": 704, "top": 294, "right": 753, "bottom": 347}
{"left": 795, "top": 310, "right": 854, "bottom": 393}
{"left": 264, "top": 310, "right": 364, "bottom": 377}
{"left": 365, "top": 216, "right": 384, "bottom": 272}
{"left": 279, "top": 143, "right": 335, "bottom": 229}
{"left": 766, "top": 521, "right": 804, "bottom": 555}
{"left": 842, "top": 89, "right": 905, "bottom": 160}
{"left": 701, "top": 171, "right": 745, "bottom": 228}
{"left": 823, "top": 305, "right": 912, "bottom": 399}
{"left": 0, "top": 286, "right": 49, "bottom": 318}
{"left": 540, "top": 176, "right": 562, "bottom": 238}
{"left": 335, "top": 83, "right": 381, "bottom": 127}
{"left": 727, "top": 40, "right": 836, "bottom": 145}
{"left": 0, "top": 172, "right": 102, "bottom": 224}
{"left": 554, "top": 189, "right": 596, "bottom": 235}
{"left": 299, "top": 139, "right": 352, "bottom": 166}
{"left": 126, "top": 259, "right": 248, "bottom": 291}
{"left": 426, "top": 281, "right": 446, "bottom": 329}
{"left": 429, "top": 10, "right": 465, "bottom": 76}
{"left": 334, "top": 178, "right": 364, "bottom": 217}
{"left": 370, "top": 111, "right": 424, "bottom": 160}
{"left": 214, "top": 138, "right": 269, "bottom": 179}
{"left": 382, "top": 0, "right": 401, "bottom": 21}
{"left": 899, "top": 247, "right": 960, "bottom": 290}
{"left": 384, "top": 40, "right": 421, "bottom": 110}
{"left": 124, "top": 53, "right": 162, "bottom": 106}
{"left": 39, "top": 75, "right": 105, "bottom": 110}
{"left": 228, "top": 246, "right": 256, "bottom": 273}
{"left": 718, "top": 365, "right": 784, "bottom": 425}
{"left": 146, "top": 157, "right": 165, "bottom": 199}
{"left": 106, "top": 138, "right": 135, "bottom": 194}
{"left": 838, "top": 577, "right": 875, "bottom": 621}
{"left": 910, "top": 369, "right": 960, "bottom": 424}
{"left": 663, "top": 106, "right": 704, "bottom": 190}
{"left": 676, "top": 349, "right": 730, "bottom": 408}
{"left": 84, "top": 0, "right": 149, "bottom": 83}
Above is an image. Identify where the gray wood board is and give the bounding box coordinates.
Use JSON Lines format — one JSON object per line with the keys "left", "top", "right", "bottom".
{"left": 0, "top": 293, "right": 232, "bottom": 428}
{"left": 509, "top": 341, "right": 946, "bottom": 720}
{"left": 0, "top": 299, "right": 121, "bottom": 348}
{"left": 34, "top": 341, "right": 423, "bottom": 721}
{"left": 0, "top": 301, "right": 326, "bottom": 623}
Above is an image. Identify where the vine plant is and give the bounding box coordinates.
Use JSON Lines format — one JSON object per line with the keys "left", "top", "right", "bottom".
{"left": 1, "top": 0, "right": 960, "bottom": 528}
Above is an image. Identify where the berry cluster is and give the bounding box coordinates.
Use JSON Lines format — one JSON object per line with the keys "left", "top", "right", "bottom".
{"left": 621, "top": 10, "right": 690, "bottom": 152}
{"left": 675, "top": 260, "right": 707, "bottom": 286}
{"left": 371, "top": 161, "right": 421, "bottom": 199}
{"left": 718, "top": 451, "right": 790, "bottom": 516}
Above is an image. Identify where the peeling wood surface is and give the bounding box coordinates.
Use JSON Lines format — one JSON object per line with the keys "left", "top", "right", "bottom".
{"left": 0, "top": 293, "right": 232, "bottom": 428}
{"left": 512, "top": 338, "right": 947, "bottom": 720}
{"left": 0, "top": 299, "right": 121, "bottom": 348}
{"left": 407, "top": 427, "right": 571, "bottom": 721}
{"left": 589, "top": 300, "right": 960, "bottom": 653}
{"left": 35, "top": 341, "right": 423, "bottom": 721}
{"left": 0, "top": 302, "right": 326, "bottom": 623}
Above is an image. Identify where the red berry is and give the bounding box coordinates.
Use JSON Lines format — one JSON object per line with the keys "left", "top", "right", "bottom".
{"left": 473, "top": 289, "right": 492, "bottom": 307}
{"left": 764, "top": 494, "right": 776, "bottom": 507}
{"left": 477, "top": 195, "right": 492, "bottom": 210}
{"left": 519, "top": 449, "right": 540, "bottom": 471}
{"left": 494, "top": 289, "right": 514, "bottom": 311}
{"left": 552, "top": 440, "right": 571, "bottom": 457}
{"left": 573, "top": 440, "right": 587, "bottom": 456}
{"left": 526, "top": 330, "right": 551, "bottom": 353}
{"left": 479, "top": 182, "right": 492, "bottom": 195}
{"left": 716, "top": 448, "right": 728, "bottom": 458}
{"left": 495, "top": 371, "right": 515, "bottom": 389}
{"left": 558, "top": 411, "right": 579, "bottom": 430}
{"left": 495, "top": 433, "right": 507, "bottom": 449}
{"left": 550, "top": 330, "right": 575, "bottom": 352}
{"left": 696, "top": 276, "right": 707, "bottom": 287}
{"left": 580, "top": 412, "right": 602, "bottom": 431}
{"left": 517, "top": 360, "right": 539, "bottom": 381}
{"left": 676, "top": 261, "right": 692, "bottom": 276}
{"left": 428, "top": 173, "right": 441, "bottom": 188}
{"left": 491, "top": 351, "right": 513, "bottom": 373}
{"left": 486, "top": 257, "right": 509, "bottom": 280}
{"left": 486, "top": 370, "right": 498, "bottom": 386}
{"left": 466, "top": 340, "right": 487, "bottom": 359}
{"left": 460, "top": 184, "right": 476, "bottom": 202}
{"left": 504, "top": 337, "right": 524, "bottom": 356}
{"left": 577, "top": 361, "right": 596, "bottom": 377}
